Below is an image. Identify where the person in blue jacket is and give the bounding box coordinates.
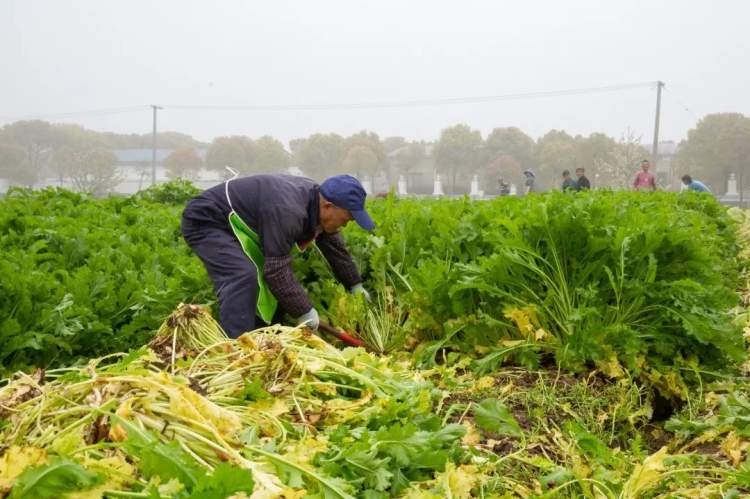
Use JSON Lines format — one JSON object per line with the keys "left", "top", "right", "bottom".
{"left": 681, "top": 174, "right": 711, "bottom": 193}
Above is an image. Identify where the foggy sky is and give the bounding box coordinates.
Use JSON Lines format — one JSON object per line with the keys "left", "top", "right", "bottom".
{"left": 1, "top": 0, "right": 749, "bottom": 146}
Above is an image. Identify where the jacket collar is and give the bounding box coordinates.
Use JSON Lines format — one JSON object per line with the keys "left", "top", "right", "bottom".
{"left": 302, "top": 185, "right": 321, "bottom": 239}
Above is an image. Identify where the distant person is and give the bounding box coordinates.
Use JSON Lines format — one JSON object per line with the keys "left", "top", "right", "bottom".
{"left": 561, "top": 170, "right": 577, "bottom": 191}
{"left": 575, "top": 167, "right": 591, "bottom": 191}
{"left": 681, "top": 175, "right": 711, "bottom": 193}
{"left": 633, "top": 160, "right": 656, "bottom": 191}
{"left": 523, "top": 170, "right": 535, "bottom": 195}
{"left": 498, "top": 177, "right": 510, "bottom": 196}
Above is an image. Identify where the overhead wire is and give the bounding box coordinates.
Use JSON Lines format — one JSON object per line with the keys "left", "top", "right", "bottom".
{"left": 162, "top": 81, "right": 657, "bottom": 111}
{"left": 0, "top": 105, "right": 149, "bottom": 121}
{"left": 0, "top": 81, "right": 657, "bottom": 120}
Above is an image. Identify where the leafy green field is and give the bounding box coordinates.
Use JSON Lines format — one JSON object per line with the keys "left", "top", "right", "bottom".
{"left": 1, "top": 183, "right": 749, "bottom": 497}
{"left": 0, "top": 182, "right": 212, "bottom": 371}
{"left": 317, "top": 191, "right": 742, "bottom": 400}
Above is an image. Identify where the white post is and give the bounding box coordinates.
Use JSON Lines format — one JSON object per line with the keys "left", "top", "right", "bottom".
{"left": 362, "top": 175, "right": 373, "bottom": 195}
{"left": 727, "top": 173, "right": 739, "bottom": 196}
{"left": 469, "top": 174, "right": 480, "bottom": 197}
{"left": 433, "top": 174, "right": 444, "bottom": 196}
{"left": 509, "top": 183, "right": 518, "bottom": 196}
{"left": 397, "top": 175, "right": 408, "bottom": 196}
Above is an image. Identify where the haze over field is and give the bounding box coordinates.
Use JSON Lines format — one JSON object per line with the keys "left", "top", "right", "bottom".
{"left": 1, "top": 0, "right": 749, "bottom": 143}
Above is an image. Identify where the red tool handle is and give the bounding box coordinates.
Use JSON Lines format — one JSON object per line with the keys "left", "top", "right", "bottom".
{"left": 318, "top": 321, "right": 367, "bottom": 348}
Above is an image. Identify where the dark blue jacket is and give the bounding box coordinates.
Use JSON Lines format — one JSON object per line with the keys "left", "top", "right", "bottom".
{"left": 186, "top": 174, "right": 361, "bottom": 316}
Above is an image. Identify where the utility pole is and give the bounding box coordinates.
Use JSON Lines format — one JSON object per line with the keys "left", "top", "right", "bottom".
{"left": 151, "top": 105, "right": 162, "bottom": 186}
{"left": 651, "top": 81, "right": 664, "bottom": 168}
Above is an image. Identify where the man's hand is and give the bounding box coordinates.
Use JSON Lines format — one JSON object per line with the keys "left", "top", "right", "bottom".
{"left": 296, "top": 308, "right": 320, "bottom": 331}
{"left": 350, "top": 283, "right": 372, "bottom": 303}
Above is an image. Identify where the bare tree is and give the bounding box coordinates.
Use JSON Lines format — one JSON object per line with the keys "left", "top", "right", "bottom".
{"left": 69, "top": 149, "right": 122, "bottom": 196}
{"left": 479, "top": 153, "right": 521, "bottom": 194}
{"left": 600, "top": 128, "right": 650, "bottom": 189}
{"left": 165, "top": 148, "right": 203, "bottom": 180}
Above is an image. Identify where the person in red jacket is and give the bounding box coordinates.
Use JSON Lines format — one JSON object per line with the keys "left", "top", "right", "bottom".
{"left": 633, "top": 160, "right": 657, "bottom": 191}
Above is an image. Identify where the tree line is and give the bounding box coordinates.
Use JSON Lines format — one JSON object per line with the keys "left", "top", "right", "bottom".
{"left": 1, "top": 112, "right": 748, "bottom": 195}
{"left": 0, "top": 121, "right": 204, "bottom": 196}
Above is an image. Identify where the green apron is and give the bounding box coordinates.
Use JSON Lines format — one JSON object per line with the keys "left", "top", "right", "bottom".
{"left": 224, "top": 176, "right": 311, "bottom": 325}
{"left": 227, "top": 211, "right": 278, "bottom": 324}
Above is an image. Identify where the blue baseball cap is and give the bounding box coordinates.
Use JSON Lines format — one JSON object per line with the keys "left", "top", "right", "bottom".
{"left": 320, "top": 175, "right": 376, "bottom": 231}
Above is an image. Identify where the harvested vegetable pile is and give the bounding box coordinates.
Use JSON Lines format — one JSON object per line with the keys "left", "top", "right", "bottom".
{"left": 5, "top": 305, "right": 750, "bottom": 498}
{"left": 0, "top": 304, "right": 467, "bottom": 498}
{"left": 4, "top": 300, "right": 750, "bottom": 498}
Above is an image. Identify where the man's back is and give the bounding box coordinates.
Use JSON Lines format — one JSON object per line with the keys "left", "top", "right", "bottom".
{"left": 688, "top": 180, "right": 711, "bottom": 193}
{"left": 562, "top": 178, "right": 577, "bottom": 191}
{"left": 198, "top": 174, "right": 318, "bottom": 257}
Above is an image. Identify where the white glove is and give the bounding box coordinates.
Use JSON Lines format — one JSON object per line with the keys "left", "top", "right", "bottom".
{"left": 350, "top": 283, "right": 372, "bottom": 303}
{"left": 296, "top": 308, "right": 320, "bottom": 331}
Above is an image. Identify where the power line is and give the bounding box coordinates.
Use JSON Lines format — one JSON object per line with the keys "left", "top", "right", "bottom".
{"left": 0, "top": 105, "right": 149, "bottom": 121}
{"left": 0, "top": 81, "right": 656, "bottom": 121}
{"left": 162, "top": 81, "right": 656, "bottom": 112}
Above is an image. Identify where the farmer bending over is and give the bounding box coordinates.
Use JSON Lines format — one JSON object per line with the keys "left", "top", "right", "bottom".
{"left": 181, "top": 173, "right": 374, "bottom": 338}
{"left": 681, "top": 174, "right": 711, "bottom": 193}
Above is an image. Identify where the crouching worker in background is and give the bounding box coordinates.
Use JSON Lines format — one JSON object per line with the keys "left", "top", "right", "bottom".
{"left": 681, "top": 174, "right": 712, "bottom": 194}
{"left": 181, "top": 173, "right": 375, "bottom": 338}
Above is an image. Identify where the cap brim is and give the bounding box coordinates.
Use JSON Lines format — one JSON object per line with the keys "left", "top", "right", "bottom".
{"left": 351, "top": 209, "right": 376, "bottom": 231}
